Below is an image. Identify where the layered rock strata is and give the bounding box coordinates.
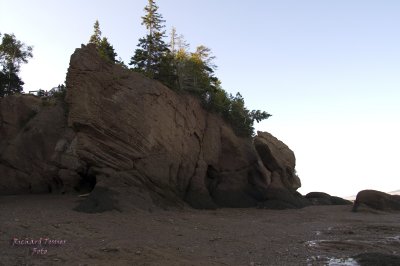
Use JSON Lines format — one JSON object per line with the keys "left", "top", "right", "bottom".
{"left": 0, "top": 44, "right": 306, "bottom": 212}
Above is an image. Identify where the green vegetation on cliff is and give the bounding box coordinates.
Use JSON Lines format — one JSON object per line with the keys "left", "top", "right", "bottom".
{"left": 88, "top": 20, "right": 118, "bottom": 63}
{"left": 0, "top": 33, "right": 33, "bottom": 97}
{"left": 2, "top": 1, "right": 271, "bottom": 138}
{"left": 127, "top": 0, "right": 271, "bottom": 137}
{"left": 129, "top": 0, "right": 169, "bottom": 80}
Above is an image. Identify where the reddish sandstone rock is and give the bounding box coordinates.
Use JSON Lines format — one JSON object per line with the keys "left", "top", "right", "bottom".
{"left": 352, "top": 190, "right": 400, "bottom": 212}
{"left": 0, "top": 44, "right": 306, "bottom": 211}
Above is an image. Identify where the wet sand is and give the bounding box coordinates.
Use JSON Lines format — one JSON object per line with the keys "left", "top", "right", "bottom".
{"left": 1, "top": 194, "right": 399, "bottom": 265}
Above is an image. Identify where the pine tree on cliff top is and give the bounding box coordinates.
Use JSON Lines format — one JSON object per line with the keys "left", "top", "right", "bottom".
{"left": 130, "top": 0, "right": 169, "bottom": 79}
{"left": 98, "top": 37, "right": 117, "bottom": 63}
{"left": 88, "top": 20, "right": 117, "bottom": 63}
{"left": 89, "top": 20, "right": 101, "bottom": 47}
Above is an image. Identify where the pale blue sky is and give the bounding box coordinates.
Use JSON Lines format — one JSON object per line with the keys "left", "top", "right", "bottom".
{"left": 1, "top": 0, "right": 399, "bottom": 196}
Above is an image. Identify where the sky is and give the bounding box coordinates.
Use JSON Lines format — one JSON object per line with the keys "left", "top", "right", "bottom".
{"left": 1, "top": 0, "right": 399, "bottom": 197}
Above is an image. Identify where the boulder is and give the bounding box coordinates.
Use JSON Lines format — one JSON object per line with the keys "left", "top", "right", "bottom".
{"left": 254, "top": 131, "right": 301, "bottom": 190}
{"left": 305, "top": 192, "right": 352, "bottom": 205}
{"left": 352, "top": 189, "right": 400, "bottom": 212}
{"left": 254, "top": 132, "right": 308, "bottom": 209}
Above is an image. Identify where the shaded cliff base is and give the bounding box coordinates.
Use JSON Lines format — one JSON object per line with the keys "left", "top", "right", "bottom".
{"left": 1, "top": 195, "right": 399, "bottom": 266}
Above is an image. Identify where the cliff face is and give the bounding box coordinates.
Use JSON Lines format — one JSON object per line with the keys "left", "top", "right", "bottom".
{"left": 0, "top": 44, "right": 305, "bottom": 211}
{"left": 0, "top": 94, "right": 69, "bottom": 194}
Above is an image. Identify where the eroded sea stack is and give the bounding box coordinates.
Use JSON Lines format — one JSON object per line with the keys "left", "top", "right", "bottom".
{"left": 0, "top": 44, "right": 307, "bottom": 212}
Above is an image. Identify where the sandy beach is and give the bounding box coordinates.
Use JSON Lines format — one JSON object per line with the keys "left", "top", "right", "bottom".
{"left": 1, "top": 194, "right": 399, "bottom": 266}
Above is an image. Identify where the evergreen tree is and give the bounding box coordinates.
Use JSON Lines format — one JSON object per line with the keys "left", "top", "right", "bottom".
{"left": 0, "top": 65, "right": 24, "bottom": 97}
{"left": 129, "top": 13, "right": 272, "bottom": 137}
{"left": 168, "top": 28, "right": 190, "bottom": 90}
{"left": 88, "top": 20, "right": 118, "bottom": 63}
{"left": 176, "top": 45, "right": 218, "bottom": 96}
{"left": 130, "top": 0, "right": 169, "bottom": 79}
{"left": 99, "top": 37, "right": 117, "bottom": 63}
{"left": 170, "top": 27, "right": 177, "bottom": 55}
{"left": 169, "top": 27, "right": 189, "bottom": 55}
{"left": 89, "top": 20, "right": 102, "bottom": 46}
{"left": 0, "top": 33, "right": 32, "bottom": 97}
{"left": 250, "top": 110, "right": 272, "bottom": 123}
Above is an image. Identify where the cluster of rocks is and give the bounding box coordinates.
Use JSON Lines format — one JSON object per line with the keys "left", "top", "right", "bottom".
{"left": 305, "top": 192, "right": 351, "bottom": 206}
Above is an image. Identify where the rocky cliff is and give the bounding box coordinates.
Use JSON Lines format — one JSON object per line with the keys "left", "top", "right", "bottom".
{"left": 0, "top": 44, "right": 306, "bottom": 211}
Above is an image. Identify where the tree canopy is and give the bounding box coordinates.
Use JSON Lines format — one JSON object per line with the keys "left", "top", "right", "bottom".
{"left": 127, "top": 0, "right": 271, "bottom": 137}
{"left": 129, "top": 0, "right": 170, "bottom": 79}
{"left": 88, "top": 20, "right": 117, "bottom": 63}
{"left": 0, "top": 33, "right": 33, "bottom": 97}
{"left": 89, "top": 20, "right": 102, "bottom": 46}
{"left": 2, "top": 1, "right": 271, "bottom": 137}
